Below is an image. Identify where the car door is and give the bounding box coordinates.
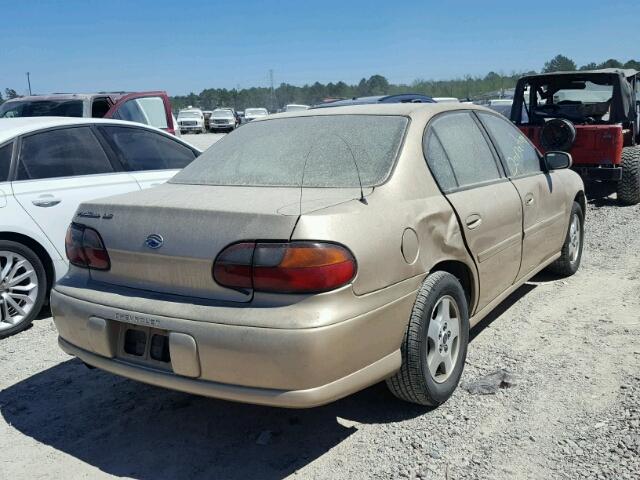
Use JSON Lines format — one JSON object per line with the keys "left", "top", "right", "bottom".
{"left": 477, "top": 112, "right": 567, "bottom": 279}
{"left": 107, "top": 92, "right": 176, "bottom": 135}
{"left": 0, "top": 141, "right": 13, "bottom": 207}
{"left": 11, "top": 126, "right": 140, "bottom": 258}
{"left": 96, "top": 125, "right": 198, "bottom": 189}
{"left": 424, "top": 111, "right": 523, "bottom": 310}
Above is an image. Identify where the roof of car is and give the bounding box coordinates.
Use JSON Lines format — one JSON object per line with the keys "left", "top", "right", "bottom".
{"left": 0, "top": 117, "right": 199, "bottom": 149}
{"left": 2, "top": 91, "right": 165, "bottom": 103}
{"left": 520, "top": 68, "right": 639, "bottom": 81}
{"left": 260, "top": 102, "right": 491, "bottom": 121}
{"left": 312, "top": 94, "right": 434, "bottom": 109}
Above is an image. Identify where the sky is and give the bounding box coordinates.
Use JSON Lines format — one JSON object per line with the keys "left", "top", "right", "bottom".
{"left": 1, "top": 0, "right": 638, "bottom": 96}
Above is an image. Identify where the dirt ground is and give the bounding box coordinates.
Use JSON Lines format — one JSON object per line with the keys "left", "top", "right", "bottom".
{"left": 1, "top": 186, "right": 639, "bottom": 480}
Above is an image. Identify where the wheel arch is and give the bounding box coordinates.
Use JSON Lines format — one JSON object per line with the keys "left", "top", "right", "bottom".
{"left": 0, "top": 232, "right": 56, "bottom": 296}
{"left": 429, "top": 260, "right": 475, "bottom": 313}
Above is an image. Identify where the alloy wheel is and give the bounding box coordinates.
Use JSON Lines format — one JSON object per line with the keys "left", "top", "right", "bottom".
{"left": 426, "top": 295, "right": 461, "bottom": 383}
{"left": 0, "top": 251, "right": 39, "bottom": 332}
{"left": 568, "top": 213, "right": 581, "bottom": 263}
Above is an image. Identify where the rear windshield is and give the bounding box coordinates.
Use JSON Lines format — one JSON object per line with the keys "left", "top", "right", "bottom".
{"left": 171, "top": 115, "right": 408, "bottom": 187}
{"left": 0, "top": 99, "right": 84, "bottom": 118}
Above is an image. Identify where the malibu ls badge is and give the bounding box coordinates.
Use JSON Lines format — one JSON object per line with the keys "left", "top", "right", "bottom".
{"left": 145, "top": 234, "right": 164, "bottom": 249}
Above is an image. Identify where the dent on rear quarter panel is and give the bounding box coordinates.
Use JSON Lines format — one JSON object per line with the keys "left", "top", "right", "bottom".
{"left": 291, "top": 191, "right": 473, "bottom": 297}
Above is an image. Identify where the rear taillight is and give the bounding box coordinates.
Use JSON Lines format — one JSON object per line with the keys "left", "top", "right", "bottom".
{"left": 213, "top": 241, "right": 356, "bottom": 294}
{"left": 65, "top": 223, "right": 111, "bottom": 270}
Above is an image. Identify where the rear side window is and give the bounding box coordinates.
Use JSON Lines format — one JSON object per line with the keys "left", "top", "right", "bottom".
{"left": 424, "top": 132, "right": 456, "bottom": 191}
{"left": 478, "top": 113, "right": 541, "bottom": 177}
{"left": 0, "top": 142, "right": 12, "bottom": 181}
{"left": 425, "top": 112, "right": 501, "bottom": 189}
{"left": 100, "top": 126, "right": 196, "bottom": 171}
{"left": 113, "top": 97, "right": 168, "bottom": 129}
{"left": 17, "top": 127, "right": 114, "bottom": 180}
{"left": 0, "top": 100, "right": 83, "bottom": 118}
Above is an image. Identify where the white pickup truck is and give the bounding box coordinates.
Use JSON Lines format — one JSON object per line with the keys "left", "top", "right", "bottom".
{"left": 177, "top": 107, "right": 206, "bottom": 134}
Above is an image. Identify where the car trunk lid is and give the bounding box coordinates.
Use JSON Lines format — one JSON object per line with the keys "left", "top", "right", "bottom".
{"left": 75, "top": 183, "right": 365, "bottom": 302}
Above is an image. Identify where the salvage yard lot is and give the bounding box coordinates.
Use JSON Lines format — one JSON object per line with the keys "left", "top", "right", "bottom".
{"left": 1, "top": 190, "right": 639, "bottom": 480}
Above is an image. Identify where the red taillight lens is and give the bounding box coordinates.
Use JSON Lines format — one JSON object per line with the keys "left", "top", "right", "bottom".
{"left": 65, "top": 223, "right": 87, "bottom": 267}
{"left": 213, "top": 241, "right": 356, "bottom": 294}
{"left": 65, "top": 223, "right": 111, "bottom": 270}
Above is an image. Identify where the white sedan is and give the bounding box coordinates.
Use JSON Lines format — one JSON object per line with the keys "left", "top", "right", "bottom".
{"left": 0, "top": 117, "right": 201, "bottom": 338}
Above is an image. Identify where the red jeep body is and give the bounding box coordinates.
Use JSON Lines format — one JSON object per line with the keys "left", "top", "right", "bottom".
{"left": 519, "top": 124, "right": 624, "bottom": 179}
{"left": 511, "top": 69, "right": 639, "bottom": 182}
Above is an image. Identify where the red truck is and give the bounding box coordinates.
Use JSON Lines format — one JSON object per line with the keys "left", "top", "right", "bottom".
{"left": 0, "top": 91, "right": 178, "bottom": 136}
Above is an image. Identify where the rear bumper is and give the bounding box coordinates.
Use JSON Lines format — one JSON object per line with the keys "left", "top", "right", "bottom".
{"left": 51, "top": 287, "right": 414, "bottom": 407}
{"left": 573, "top": 165, "right": 622, "bottom": 181}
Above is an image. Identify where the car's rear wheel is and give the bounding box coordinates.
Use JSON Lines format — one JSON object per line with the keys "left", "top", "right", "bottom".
{"left": 386, "top": 271, "right": 469, "bottom": 406}
{"left": 0, "top": 241, "right": 46, "bottom": 339}
{"left": 547, "top": 201, "right": 584, "bottom": 277}
{"left": 617, "top": 147, "right": 640, "bottom": 205}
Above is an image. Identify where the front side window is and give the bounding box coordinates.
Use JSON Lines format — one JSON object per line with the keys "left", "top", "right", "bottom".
{"left": 100, "top": 126, "right": 196, "bottom": 171}
{"left": 426, "top": 112, "right": 501, "bottom": 189}
{"left": 0, "top": 142, "right": 12, "bottom": 182}
{"left": 113, "top": 97, "right": 168, "bottom": 129}
{"left": 171, "top": 115, "right": 408, "bottom": 187}
{"left": 17, "top": 127, "right": 114, "bottom": 180}
{"left": 478, "top": 113, "right": 542, "bottom": 177}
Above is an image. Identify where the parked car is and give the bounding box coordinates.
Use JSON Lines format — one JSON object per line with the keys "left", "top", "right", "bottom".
{"left": 433, "top": 97, "right": 460, "bottom": 103}
{"left": 511, "top": 68, "right": 640, "bottom": 204}
{"left": 51, "top": 103, "right": 585, "bottom": 408}
{"left": 177, "top": 107, "right": 206, "bottom": 134}
{"left": 0, "top": 91, "right": 178, "bottom": 135}
{"left": 312, "top": 94, "right": 434, "bottom": 109}
{"left": 209, "top": 108, "right": 238, "bottom": 132}
{"left": 486, "top": 98, "right": 514, "bottom": 117}
{"left": 244, "top": 108, "right": 269, "bottom": 122}
{"left": 0, "top": 117, "right": 201, "bottom": 338}
{"left": 284, "top": 104, "right": 310, "bottom": 112}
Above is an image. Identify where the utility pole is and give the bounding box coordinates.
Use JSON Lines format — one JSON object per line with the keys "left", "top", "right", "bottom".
{"left": 26, "top": 72, "right": 32, "bottom": 95}
{"left": 269, "top": 69, "right": 276, "bottom": 112}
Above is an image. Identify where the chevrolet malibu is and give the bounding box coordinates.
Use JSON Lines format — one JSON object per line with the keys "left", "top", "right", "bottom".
{"left": 51, "top": 104, "right": 585, "bottom": 408}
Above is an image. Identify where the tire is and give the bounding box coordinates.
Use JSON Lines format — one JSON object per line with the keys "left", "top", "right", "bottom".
{"left": 547, "top": 201, "right": 584, "bottom": 277}
{"left": 0, "top": 241, "right": 47, "bottom": 339}
{"left": 386, "top": 271, "right": 469, "bottom": 406}
{"left": 617, "top": 147, "right": 640, "bottom": 205}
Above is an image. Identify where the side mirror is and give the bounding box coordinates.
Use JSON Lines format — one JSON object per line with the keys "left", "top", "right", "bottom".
{"left": 544, "top": 151, "right": 572, "bottom": 170}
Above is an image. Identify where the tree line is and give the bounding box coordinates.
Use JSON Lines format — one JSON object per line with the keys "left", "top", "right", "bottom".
{"left": 170, "top": 55, "right": 640, "bottom": 112}
{"left": 2, "top": 56, "right": 639, "bottom": 110}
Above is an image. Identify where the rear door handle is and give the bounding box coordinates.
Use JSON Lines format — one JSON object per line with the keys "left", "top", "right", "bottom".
{"left": 32, "top": 195, "right": 61, "bottom": 207}
{"left": 525, "top": 193, "right": 535, "bottom": 206}
{"left": 465, "top": 214, "right": 482, "bottom": 229}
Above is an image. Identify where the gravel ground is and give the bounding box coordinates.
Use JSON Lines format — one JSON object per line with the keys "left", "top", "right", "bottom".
{"left": 1, "top": 186, "right": 639, "bottom": 480}
{"left": 180, "top": 131, "right": 226, "bottom": 151}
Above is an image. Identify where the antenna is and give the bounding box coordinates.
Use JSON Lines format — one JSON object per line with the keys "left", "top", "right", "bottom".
{"left": 26, "top": 72, "right": 32, "bottom": 95}
{"left": 335, "top": 133, "right": 367, "bottom": 205}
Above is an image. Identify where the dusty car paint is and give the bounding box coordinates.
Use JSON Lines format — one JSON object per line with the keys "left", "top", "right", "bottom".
{"left": 51, "top": 103, "right": 585, "bottom": 407}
